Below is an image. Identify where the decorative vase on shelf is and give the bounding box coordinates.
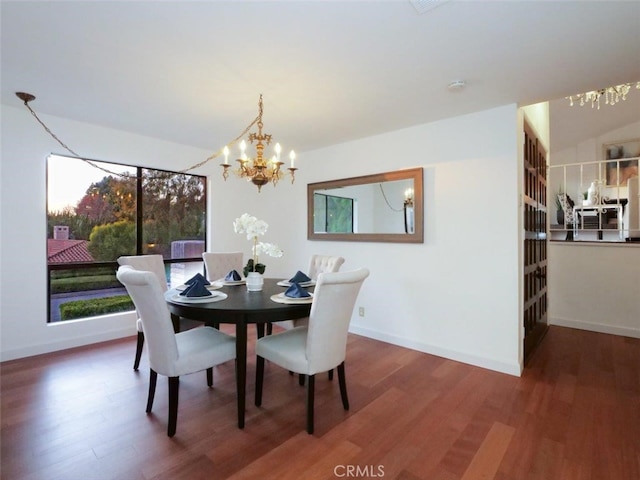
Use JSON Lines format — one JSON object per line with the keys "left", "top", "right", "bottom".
{"left": 587, "top": 181, "right": 599, "bottom": 206}
{"left": 246, "top": 272, "right": 264, "bottom": 292}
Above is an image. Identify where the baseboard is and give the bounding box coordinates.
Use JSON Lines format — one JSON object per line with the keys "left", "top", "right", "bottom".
{"left": 549, "top": 316, "right": 640, "bottom": 339}
{"left": 0, "top": 327, "right": 134, "bottom": 362}
{"left": 348, "top": 324, "right": 522, "bottom": 377}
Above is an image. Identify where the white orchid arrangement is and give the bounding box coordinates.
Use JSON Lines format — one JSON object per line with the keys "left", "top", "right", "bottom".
{"left": 233, "top": 213, "right": 284, "bottom": 276}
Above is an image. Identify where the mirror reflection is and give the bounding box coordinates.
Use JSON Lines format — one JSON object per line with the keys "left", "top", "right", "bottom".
{"left": 307, "top": 168, "right": 423, "bottom": 243}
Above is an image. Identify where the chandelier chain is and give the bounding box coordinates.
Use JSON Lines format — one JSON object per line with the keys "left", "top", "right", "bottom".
{"left": 378, "top": 184, "right": 404, "bottom": 212}
{"left": 19, "top": 95, "right": 261, "bottom": 178}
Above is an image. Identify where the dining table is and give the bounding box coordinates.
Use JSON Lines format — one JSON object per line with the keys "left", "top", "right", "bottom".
{"left": 164, "top": 277, "right": 313, "bottom": 429}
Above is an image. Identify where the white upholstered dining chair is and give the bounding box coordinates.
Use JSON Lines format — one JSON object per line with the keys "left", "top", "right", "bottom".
{"left": 307, "top": 254, "right": 345, "bottom": 280}
{"left": 626, "top": 176, "right": 640, "bottom": 239}
{"left": 117, "top": 254, "right": 168, "bottom": 370}
{"left": 270, "top": 254, "right": 345, "bottom": 334}
{"left": 116, "top": 265, "right": 236, "bottom": 437}
{"left": 254, "top": 268, "right": 369, "bottom": 434}
{"left": 202, "top": 252, "right": 244, "bottom": 281}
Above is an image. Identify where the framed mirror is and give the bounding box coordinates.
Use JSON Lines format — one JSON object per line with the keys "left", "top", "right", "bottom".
{"left": 307, "top": 167, "right": 423, "bottom": 243}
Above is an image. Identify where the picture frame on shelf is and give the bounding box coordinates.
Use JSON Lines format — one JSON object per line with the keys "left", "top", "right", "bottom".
{"left": 604, "top": 139, "right": 640, "bottom": 186}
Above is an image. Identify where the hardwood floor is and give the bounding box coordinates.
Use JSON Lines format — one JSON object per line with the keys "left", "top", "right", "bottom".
{"left": 1, "top": 325, "right": 638, "bottom": 479}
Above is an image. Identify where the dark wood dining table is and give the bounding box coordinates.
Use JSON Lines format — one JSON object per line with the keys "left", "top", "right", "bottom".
{"left": 165, "top": 278, "right": 312, "bottom": 429}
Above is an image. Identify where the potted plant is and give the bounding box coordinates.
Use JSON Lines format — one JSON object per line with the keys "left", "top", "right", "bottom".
{"left": 233, "top": 213, "right": 283, "bottom": 291}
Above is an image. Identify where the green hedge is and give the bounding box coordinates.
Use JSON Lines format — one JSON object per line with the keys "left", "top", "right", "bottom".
{"left": 59, "top": 295, "right": 134, "bottom": 321}
{"left": 51, "top": 267, "right": 115, "bottom": 280}
{"left": 51, "top": 274, "right": 122, "bottom": 294}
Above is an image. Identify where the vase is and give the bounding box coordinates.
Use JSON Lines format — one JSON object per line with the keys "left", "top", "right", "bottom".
{"left": 587, "top": 181, "right": 599, "bottom": 206}
{"left": 246, "top": 272, "right": 264, "bottom": 292}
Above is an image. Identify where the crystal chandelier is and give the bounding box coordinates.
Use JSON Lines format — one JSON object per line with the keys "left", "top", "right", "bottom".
{"left": 566, "top": 82, "right": 640, "bottom": 109}
{"left": 220, "top": 95, "right": 296, "bottom": 192}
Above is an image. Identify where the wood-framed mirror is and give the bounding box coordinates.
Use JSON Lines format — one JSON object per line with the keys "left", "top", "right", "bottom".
{"left": 307, "top": 167, "right": 423, "bottom": 243}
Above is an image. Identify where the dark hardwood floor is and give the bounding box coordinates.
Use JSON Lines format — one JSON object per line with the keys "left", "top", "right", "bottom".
{"left": 1, "top": 325, "right": 638, "bottom": 480}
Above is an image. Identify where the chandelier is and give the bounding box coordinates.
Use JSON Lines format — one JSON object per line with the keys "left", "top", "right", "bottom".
{"left": 220, "top": 95, "right": 296, "bottom": 192}
{"left": 566, "top": 82, "right": 640, "bottom": 109}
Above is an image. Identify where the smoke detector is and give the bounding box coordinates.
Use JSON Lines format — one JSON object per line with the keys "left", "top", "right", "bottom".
{"left": 448, "top": 80, "right": 466, "bottom": 92}
{"left": 410, "top": 0, "right": 453, "bottom": 15}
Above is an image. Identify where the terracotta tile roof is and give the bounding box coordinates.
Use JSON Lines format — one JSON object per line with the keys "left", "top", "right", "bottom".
{"left": 47, "top": 239, "right": 94, "bottom": 263}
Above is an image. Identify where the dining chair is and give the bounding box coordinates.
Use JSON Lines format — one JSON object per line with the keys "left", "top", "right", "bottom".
{"left": 626, "top": 176, "right": 640, "bottom": 239}
{"left": 269, "top": 254, "right": 345, "bottom": 333}
{"left": 557, "top": 193, "right": 577, "bottom": 241}
{"left": 116, "top": 265, "right": 236, "bottom": 437}
{"left": 202, "top": 252, "right": 244, "bottom": 282}
{"left": 117, "top": 254, "right": 168, "bottom": 370}
{"left": 307, "top": 254, "right": 345, "bottom": 280}
{"left": 254, "top": 268, "right": 369, "bottom": 434}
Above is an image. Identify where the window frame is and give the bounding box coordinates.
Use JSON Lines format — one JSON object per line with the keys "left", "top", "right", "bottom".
{"left": 46, "top": 155, "right": 207, "bottom": 323}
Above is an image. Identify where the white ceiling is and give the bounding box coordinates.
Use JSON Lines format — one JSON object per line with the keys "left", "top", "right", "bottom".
{"left": 2, "top": 1, "right": 639, "bottom": 157}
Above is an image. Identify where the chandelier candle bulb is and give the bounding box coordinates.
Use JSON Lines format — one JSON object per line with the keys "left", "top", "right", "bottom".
{"left": 290, "top": 150, "right": 296, "bottom": 168}
{"left": 223, "top": 146, "right": 229, "bottom": 165}
{"left": 275, "top": 142, "right": 281, "bottom": 161}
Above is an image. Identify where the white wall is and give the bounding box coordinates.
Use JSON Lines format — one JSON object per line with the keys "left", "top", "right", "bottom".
{"left": 549, "top": 243, "right": 640, "bottom": 338}
{"left": 264, "top": 104, "right": 522, "bottom": 375}
{"left": 0, "top": 106, "right": 220, "bottom": 360}
{"left": 1, "top": 103, "right": 523, "bottom": 375}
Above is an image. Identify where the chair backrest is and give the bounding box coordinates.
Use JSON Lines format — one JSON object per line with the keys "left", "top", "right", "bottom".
{"left": 116, "top": 266, "right": 179, "bottom": 375}
{"left": 117, "top": 255, "right": 168, "bottom": 292}
{"left": 307, "top": 254, "right": 345, "bottom": 280}
{"left": 202, "top": 252, "right": 244, "bottom": 281}
{"left": 306, "top": 268, "right": 369, "bottom": 375}
{"left": 557, "top": 193, "right": 577, "bottom": 225}
{"left": 628, "top": 176, "right": 640, "bottom": 235}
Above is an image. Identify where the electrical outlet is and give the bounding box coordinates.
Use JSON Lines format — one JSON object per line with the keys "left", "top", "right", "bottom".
{"left": 358, "top": 307, "right": 365, "bottom": 317}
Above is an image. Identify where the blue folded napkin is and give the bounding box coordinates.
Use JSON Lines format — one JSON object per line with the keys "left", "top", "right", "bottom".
{"left": 225, "top": 270, "right": 242, "bottom": 281}
{"left": 180, "top": 280, "right": 212, "bottom": 297}
{"left": 289, "top": 270, "right": 311, "bottom": 284}
{"left": 285, "top": 282, "right": 311, "bottom": 298}
{"left": 185, "top": 273, "right": 210, "bottom": 286}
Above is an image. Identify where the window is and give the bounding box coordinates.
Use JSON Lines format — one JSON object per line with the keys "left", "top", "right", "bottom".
{"left": 47, "top": 155, "right": 207, "bottom": 322}
{"left": 313, "top": 193, "right": 354, "bottom": 233}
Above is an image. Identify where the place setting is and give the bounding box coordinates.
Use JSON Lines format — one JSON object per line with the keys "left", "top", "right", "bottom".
{"left": 216, "top": 269, "right": 246, "bottom": 286}
{"left": 168, "top": 273, "right": 228, "bottom": 304}
{"left": 272, "top": 271, "right": 314, "bottom": 304}
{"left": 276, "top": 270, "right": 316, "bottom": 288}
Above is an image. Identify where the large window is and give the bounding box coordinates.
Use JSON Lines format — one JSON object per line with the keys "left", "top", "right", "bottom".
{"left": 47, "top": 155, "right": 207, "bottom": 323}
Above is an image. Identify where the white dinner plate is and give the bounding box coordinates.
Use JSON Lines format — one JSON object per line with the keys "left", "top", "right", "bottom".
{"left": 270, "top": 292, "right": 314, "bottom": 304}
{"left": 277, "top": 280, "right": 316, "bottom": 288}
{"left": 175, "top": 282, "right": 223, "bottom": 292}
{"left": 218, "top": 279, "right": 246, "bottom": 286}
{"left": 169, "top": 291, "right": 228, "bottom": 304}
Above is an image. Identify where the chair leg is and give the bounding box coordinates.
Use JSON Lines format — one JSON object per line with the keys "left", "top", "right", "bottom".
{"left": 168, "top": 376, "right": 179, "bottom": 437}
{"left": 337, "top": 362, "right": 349, "bottom": 410}
{"left": 133, "top": 331, "right": 144, "bottom": 371}
{"left": 328, "top": 369, "right": 333, "bottom": 381}
{"left": 299, "top": 374, "right": 306, "bottom": 386}
{"left": 266, "top": 323, "right": 273, "bottom": 335}
{"left": 255, "top": 355, "right": 265, "bottom": 406}
{"left": 146, "top": 369, "right": 157, "bottom": 413}
{"left": 206, "top": 367, "right": 213, "bottom": 387}
{"left": 306, "top": 374, "right": 315, "bottom": 434}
